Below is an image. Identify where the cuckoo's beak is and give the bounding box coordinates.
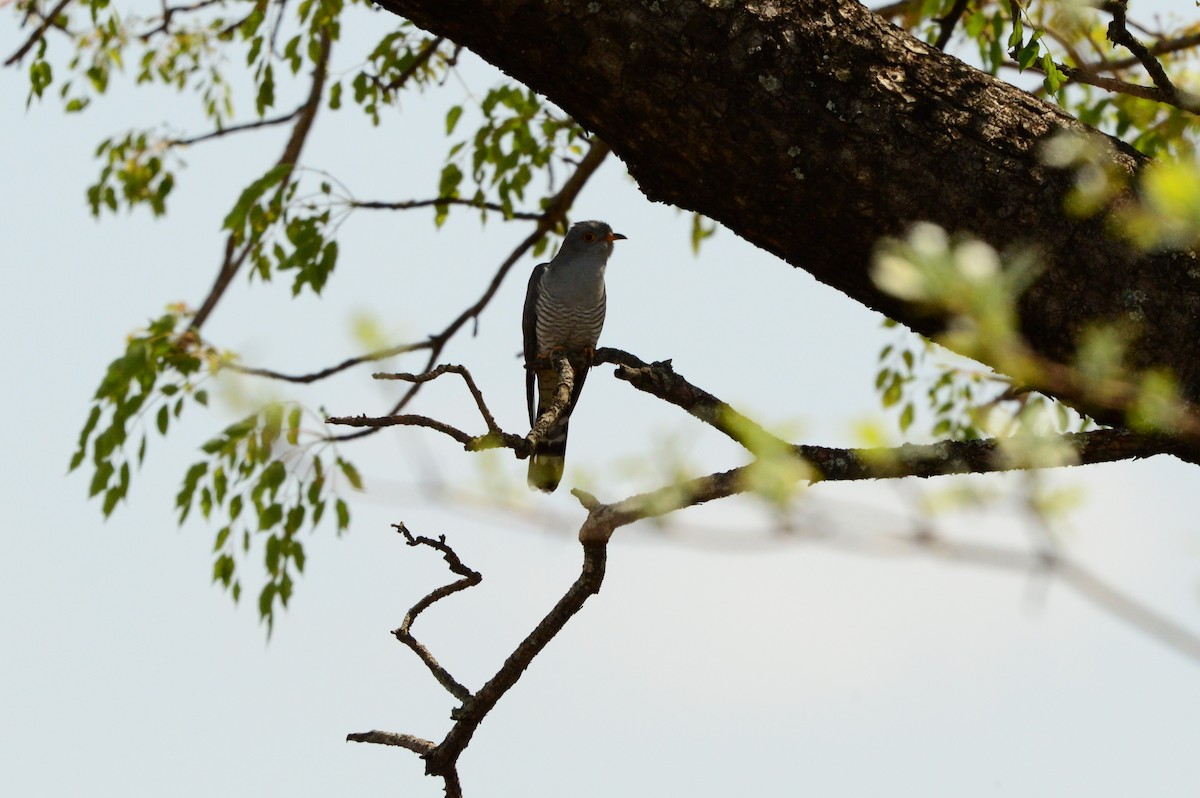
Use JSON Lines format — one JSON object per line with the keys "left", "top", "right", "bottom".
{"left": 606, "top": 232, "right": 627, "bottom": 242}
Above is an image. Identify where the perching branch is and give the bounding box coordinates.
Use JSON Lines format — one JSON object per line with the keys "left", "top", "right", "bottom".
{"left": 524, "top": 354, "right": 574, "bottom": 452}
{"left": 331, "top": 348, "right": 1176, "bottom": 515}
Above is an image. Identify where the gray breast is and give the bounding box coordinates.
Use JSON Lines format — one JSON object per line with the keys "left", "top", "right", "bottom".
{"left": 534, "top": 276, "right": 607, "bottom": 353}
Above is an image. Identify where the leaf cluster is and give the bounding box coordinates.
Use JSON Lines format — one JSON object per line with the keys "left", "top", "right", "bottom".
{"left": 178, "top": 403, "right": 361, "bottom": 632}
{"left": 69, "top": 308, "right": 214, "bottom": 517}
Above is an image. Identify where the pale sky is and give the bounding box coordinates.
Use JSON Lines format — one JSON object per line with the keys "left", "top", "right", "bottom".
{"left": 3, "top": 3, "right": 1200, "bottom": 796}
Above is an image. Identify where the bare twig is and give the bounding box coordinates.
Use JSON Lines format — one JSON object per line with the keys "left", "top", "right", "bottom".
{"left": 374, "top": 364, "right": 503, "bottom": 435}
{"left": 349, "top": 526, "right": 609, "bottom": 797}
{"left": 137, "top": 0, "right": 225, "bottom": 41}
{"left": 4, "top": 0, "right": 73, "bottom": 66}
{"left": 351, "top": 197, "right": 540, "bottom": 220}
{"left": 391, "top": 523, "right": 481, "bottom": 703}
{"left": 345, "top": 730, "right": 435, "bottom": 755}
{"left": 167, "top": 107, "right": 302, "bottom": 147}
{"left": 422, "top": 539, "right": 607, "bottom": 784}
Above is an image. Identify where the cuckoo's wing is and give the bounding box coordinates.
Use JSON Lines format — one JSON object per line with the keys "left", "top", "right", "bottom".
{"left": 523, "top": 262, "right": 548, "bottom": 427}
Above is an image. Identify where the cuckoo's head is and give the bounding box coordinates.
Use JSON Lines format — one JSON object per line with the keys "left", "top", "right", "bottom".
{"left": 558, "top": 220, "right": 627, "bottom": 262}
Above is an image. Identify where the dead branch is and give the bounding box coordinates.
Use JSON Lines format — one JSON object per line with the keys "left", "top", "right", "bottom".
{"left": 348, "top": 522, "right": 608, "bottom": 798}
{"left": 392, "top": 523, "right": 480, "bottom": 703}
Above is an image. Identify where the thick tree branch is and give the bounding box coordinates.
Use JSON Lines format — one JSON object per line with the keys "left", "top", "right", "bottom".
{"left": 375, "top": 0, "right": 1200, "bottom": 415}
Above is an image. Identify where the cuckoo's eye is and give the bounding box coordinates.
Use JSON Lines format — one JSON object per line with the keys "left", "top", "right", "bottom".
{"left": 582, "top": 232, "right": 597, "bottom": 242}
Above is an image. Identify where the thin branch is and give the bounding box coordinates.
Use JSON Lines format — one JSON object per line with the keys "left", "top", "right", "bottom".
{"left": 1086, "top": 31, "right": 1200, "bottom": 74}
{"left": 4, "top": 0, "right": 73, "bottom": 66}
{"left": 374, "top": 364, "right": 502, "bottom": 436}
{"left": 1041, "top": 1, "right": 1200, "bottom": 115}
{"left": 422, "top": 539, "right": 608, "bottom": 782}
{"left": 1104, "top": 0, "right": 1176, "bottom": 96}
{"left": 932, "top": 0, "right": 969, "bottom": 51}
{"left": 392, "top": 523, "right": 481, "bottom": 703}
{"left": 345, "top": 730, "right": 435, "bottom": 755}
{"left": 327, "top": 363, "right": 528, "bottom": 452}
{"left": 595, "top": 348, "right": 786, "bottom": 454}
{"left": 137, "top": 0, "right": 225, "bottom": 41}
{"left": 232, "top": 139, "right": 611, "bottom": 391}
{"left": 331, "top": 139, "right": 612, "bottom": 442}
{"left": 325, "top": 412, "right": 480, "bottom": 447}
{"left": 349, "top": 526, "right": 608, "bottom": 796}
{"left": 191, "top": 28, "right": 332, "bottom": 332}
{"left": 351, "top": 196, "right": 541, "bottom": 220}
{"left": 166, "top": 107, "right": 301, "bottom": 147}
{"left": 373, "top": 35, "right": 443, "bottom": 93}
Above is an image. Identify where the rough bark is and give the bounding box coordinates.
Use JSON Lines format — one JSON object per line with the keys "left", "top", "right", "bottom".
{"left": 374, "top": 0, "right": 1200, "bottom": 405}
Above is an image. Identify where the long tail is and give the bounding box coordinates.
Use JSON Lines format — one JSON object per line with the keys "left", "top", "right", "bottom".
{"left": 527, "top": 421, "right": 568, "bottom": 492}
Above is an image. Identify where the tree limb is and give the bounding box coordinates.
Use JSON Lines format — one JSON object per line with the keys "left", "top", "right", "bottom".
{"left": 374, "top": 0, "right": 1200, "bottom": 415}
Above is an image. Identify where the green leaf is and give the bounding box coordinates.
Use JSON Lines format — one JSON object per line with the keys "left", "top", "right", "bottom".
{"left": 265, "top": 534, "right": 281, "bottom": 575}
{"left": 446, "top": 104, "right": 463, "bottom": 134}
{"left": 258, "top": 582, "right": 276, "bottom": 618}
{"left": 337, "top": 457, "right": 363, "bottom": 490}
{"left": 286, "top": 406, "right": 301, "bottom": 445}
{"left": 156, "top": 404, "right": 169, "bottom": 435}
{"left": 335, "top": 498, "right": 350, "bottom": 532}
{"left": 899, "top": 402, "right": 915, "bottom": 432}
{"left": 212, "top": 553, "right": 235, "bottom": 586}
{"left": 259, "top": 502, "right": 283, "bottom": 531}
{"left": 70, "top": 405, "right": 102, "bottom": 472}
{"left": 222, "top": 164, "right": 290, "bottom": 234}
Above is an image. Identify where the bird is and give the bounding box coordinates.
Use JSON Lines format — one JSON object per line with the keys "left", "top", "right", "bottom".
{"left": 523, "top": 220, "right": 627, "bottom": 492}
